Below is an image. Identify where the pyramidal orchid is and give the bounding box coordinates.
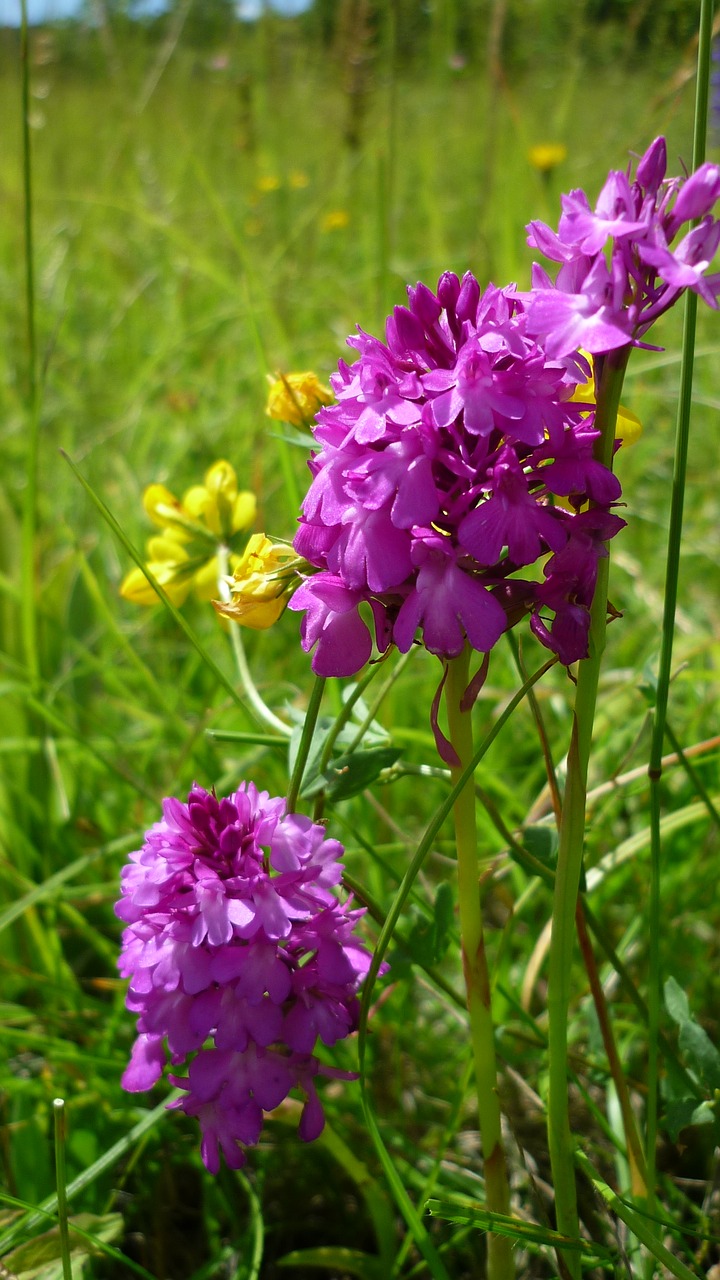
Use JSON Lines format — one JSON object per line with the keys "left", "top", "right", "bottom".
{"left": 116, "top": 782, "right": 372, "bottom": 1173}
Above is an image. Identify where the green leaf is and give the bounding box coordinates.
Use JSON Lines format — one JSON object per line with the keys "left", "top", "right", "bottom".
{"left": 665, "top": 977, "right": 720, "bottom": 1092}
{"left": 325, "top": 746, "right": 401, "bottom": 800}
{"left": 521, "top": 824, "right": 559, "bottom": 869}
{"left": 662, "top": 1096, "right": 702, "bottom": 1142}
{"left": 403, "top": 884, "right": 455, "bottom": 968}
{"left": 664, "top": 976, "right": 691, "bottom": 1026}
{"left": 679, "top": 1020, "right": 720, "bottom": 1093}
{"left": 2, "top": 1212, "right": 123, "bottom": 1280}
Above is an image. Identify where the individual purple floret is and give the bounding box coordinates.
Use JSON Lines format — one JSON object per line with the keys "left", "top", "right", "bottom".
{"left": 525, "top": 136, "right": 720, "bottom": 357}
{"left": 289, "top": 276, "right": 623, "bottom": 675}
{"left": 116, "top": 782, "right": 372, "bottom": 1173}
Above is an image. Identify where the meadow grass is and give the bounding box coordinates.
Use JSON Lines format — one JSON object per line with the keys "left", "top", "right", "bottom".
{"left": 1, "top": 11, "right": 719, "bottom": 1278}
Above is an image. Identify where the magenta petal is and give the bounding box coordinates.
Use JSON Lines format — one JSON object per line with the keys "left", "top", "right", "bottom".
{"left": 299, "top": 1087, "right": 325, "bottom": 1142}
{"left": 122, "top": 1034, "right": 166, "bottom": 1092}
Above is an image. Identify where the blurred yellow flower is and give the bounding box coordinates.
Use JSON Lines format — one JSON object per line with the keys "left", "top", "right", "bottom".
{"left": 214, "top": 533, "right": 301, "bottom": 629}
{"left": 120, "top": 461, "right": 256, "bottom": 607}
{"left": 320, "top": 209, "right": 350, "bottom": 232}
{"left": 289, "top": 169, "right": 309, "bottom": 189}
{"left": 256, "top": 174, "right": 281, "bottom": 193}
{"left": 528, "top": 142, "right": 567, "bottom": 174}
{"left": 266, "top": 371, "right": 333, "bottom": 427}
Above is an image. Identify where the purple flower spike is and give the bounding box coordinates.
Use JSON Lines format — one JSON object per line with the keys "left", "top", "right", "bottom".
{"left": 116, "top": 782, "right": 375, "bottom": 1172}
{"left": 292, "top": 268, "right": 626, "bottom": 678}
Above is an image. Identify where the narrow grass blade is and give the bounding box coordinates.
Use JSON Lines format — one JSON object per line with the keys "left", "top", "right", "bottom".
{"left": 427, "top": 1199, "right": 612, "bottom": 1260}
{"left": 574, "top": 1151, "right": 700, "bottom": 1280}
{"left": 0, "top": 830, "right": 138, "bottom": 937}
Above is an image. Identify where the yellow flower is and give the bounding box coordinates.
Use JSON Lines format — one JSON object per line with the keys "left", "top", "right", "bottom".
{"left": 320, "top": 209, "right": 350, "bottom": 232}
{"left": 183, "top": 460, "right": 257, "bottom": 540}
{"left": 615, "top": 404, "right": 643, "bottom": 446}
{"left": 256, "top": 174, "right": 281, "bottom": 193}
{"left": 569, "top": 354, "right": 643, "bottom": 445}
{"left": 528, "top": 143, "right": 567, "bottom": 174}
{"left": 289, "top": 169, "right": 309, "bottom": 190}
{"left": 265, "top": 371, "right": 333, "bottom": 427}
{"left": 120, "top": 536, "right": 194, "bottom": 607}
{"left": 120, "top": 461, "right": 256, "bottom": 606}
{"left": 214, "top": 533, "right": 301, "bottom": 630}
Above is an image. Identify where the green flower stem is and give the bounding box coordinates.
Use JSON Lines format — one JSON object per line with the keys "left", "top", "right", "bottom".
{"left": 286, "top": 674, "right": 326, "bottom": 813}
{"left": 317, "top": 662, "right": 383, "bottom": 775}
{"left": 216, "top": 545, "right": 290, "bottom": 738}
{"left": 546, "top": 347, "right": 629, "bottom": 1277}
{"left": 445, "top": 647, "right": 513, "bottom": 1280}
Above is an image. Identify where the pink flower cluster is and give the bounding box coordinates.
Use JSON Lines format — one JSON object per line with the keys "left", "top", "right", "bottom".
{"left": 289, "top": 276, "right": 622, "bottom": 673}
{"left": 116, "top": 783, "right": 371, "bottom": 1173}
{"left": 289, "top": 137, "right": 720, "bottom": 678}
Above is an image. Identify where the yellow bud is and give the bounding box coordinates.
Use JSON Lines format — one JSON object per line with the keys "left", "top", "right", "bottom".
{"left": 266, "top": 371, "right": 333, "bottom": 427}
{"left": 204, "top": 459, "right": 238, "bottom": 503}
{"left": 182, "top": 462, "right": 254, "bottom": 540}
{"left": 181, "top": 484, "right": 214, "bottom": 525}
{"left": 231, "top": 490, "right": 257, "bottom": 534}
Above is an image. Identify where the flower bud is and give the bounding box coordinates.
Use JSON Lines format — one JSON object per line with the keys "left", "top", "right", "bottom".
{"left": 265, "top": 372, "right": 333, "bottom": 426}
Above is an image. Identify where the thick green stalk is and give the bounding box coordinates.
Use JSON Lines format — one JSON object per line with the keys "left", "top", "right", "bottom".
{"left": 645, "top": 0, "right": 713, "bottom": 1237}
{"left": 445, "top": 648, "right": 513, "bottom": 1280}
{"left": 546, "top": 348, "right": 629, "bottom": 1276}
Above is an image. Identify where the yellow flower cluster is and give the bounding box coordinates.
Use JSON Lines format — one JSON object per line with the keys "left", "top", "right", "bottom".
{"left": 120, "top": 461, "right": 256, "bottom": 607}
{"left": 214, "top": 534, "right": 302, "bottom": 630}
{"left": 265, "top": 371, "right": 333, "bottom": 427}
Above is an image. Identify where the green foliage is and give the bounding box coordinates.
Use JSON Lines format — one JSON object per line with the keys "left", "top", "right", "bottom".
{"left": 1, "top": 8, "right": 719, "bottom": 1279}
